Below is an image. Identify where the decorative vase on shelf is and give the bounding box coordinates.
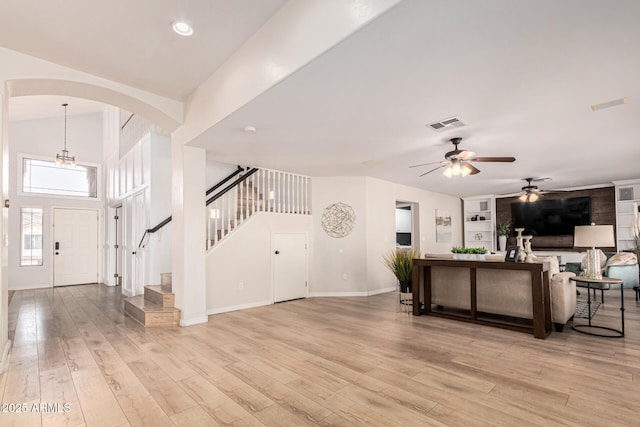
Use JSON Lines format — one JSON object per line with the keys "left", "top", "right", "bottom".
{"left": 498, "top": 235, "right": 507, "bottom": 252}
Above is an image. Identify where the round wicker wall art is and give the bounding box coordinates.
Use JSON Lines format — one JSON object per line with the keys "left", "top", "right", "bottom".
{"left": 321, "top": 202, "right": 356, "bottom": 238}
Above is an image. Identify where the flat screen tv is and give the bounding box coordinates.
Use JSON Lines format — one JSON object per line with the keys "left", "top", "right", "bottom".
{"left": 510, "top": 197, "right": 591, "bottom": 236}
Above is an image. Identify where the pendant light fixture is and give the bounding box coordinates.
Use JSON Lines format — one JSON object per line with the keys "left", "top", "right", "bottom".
{"left": 55, "top": 103, "right": 76, "bottom": 168}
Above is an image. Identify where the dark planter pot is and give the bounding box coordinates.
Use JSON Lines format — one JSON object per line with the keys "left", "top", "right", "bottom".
{"left": 399, "top": 281, "right": 412, "bottom": 293}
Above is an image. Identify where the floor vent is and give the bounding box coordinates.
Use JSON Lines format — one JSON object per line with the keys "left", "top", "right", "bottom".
{"left": 427, "top": 117, "right": 466, "bottom": 132}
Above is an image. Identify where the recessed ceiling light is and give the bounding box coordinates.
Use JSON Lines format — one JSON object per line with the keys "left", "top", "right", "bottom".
{"left": 244, "top": 126, "right": 257, "bottom": 134}
{"left": 172, "top": 21, "right": 194, "bottom": 37}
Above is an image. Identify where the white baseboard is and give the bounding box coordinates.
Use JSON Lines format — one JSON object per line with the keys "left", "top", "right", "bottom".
{"left": 0, "top": 340, "right": 12, "bottom": 374}
{"left": 309, "top": 287, "right": 396, "bottom": 297}
{"left": 207, "top": 299, "right": 273, "bottom": 315}
{"left": 179, "top": 316, "right": 209, "bottom": 327}
{"left": 309, "top": 291, "right": 369, "bottom": 297}
{"left": 9, "top": 283, "right": 51, "bottom": 291}
{"left": 367, "top": 286, "right": 396, "bottom": 296}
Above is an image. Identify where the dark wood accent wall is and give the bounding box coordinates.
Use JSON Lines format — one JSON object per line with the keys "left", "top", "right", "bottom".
{"left": 495, "top": 186, "right": 616, "bottom": 250}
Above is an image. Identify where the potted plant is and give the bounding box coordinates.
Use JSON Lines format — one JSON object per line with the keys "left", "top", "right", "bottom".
{"left": 451, "top": 246, "right": 488, "bottom": 261}
{"left": 383, "top": 248, "right": 420, "bottom": 292}
{"left": 496, "top": 221, "right": 511, "bottom": 251}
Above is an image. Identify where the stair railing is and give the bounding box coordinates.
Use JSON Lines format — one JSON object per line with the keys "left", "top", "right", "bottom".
{"left": 207, "top": 168, "right": 311, "bottom": 249}
{"left": 137, "top": 166, "right": 250, "bottom": 249}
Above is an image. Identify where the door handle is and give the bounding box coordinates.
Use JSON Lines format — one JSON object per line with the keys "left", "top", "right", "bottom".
{"left": 55, "top": 242, "right": 60, "bottom": 250}
{"left": 132, "top": 251, "right": 137, "bottom": 255}
{"left": 275, "top": 251, "right": 280, "bottom": 255}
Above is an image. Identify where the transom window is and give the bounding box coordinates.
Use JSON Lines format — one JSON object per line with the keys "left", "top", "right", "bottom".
{"left": 21, "top": 207, "right": 43, "bottom": 266}
{"left": 22, "top": 157, "right": 98, "bottom": 198}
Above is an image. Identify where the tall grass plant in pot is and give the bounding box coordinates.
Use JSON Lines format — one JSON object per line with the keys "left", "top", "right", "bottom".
{"left": 383, "top": 248, "right": 421, "bottom": 292}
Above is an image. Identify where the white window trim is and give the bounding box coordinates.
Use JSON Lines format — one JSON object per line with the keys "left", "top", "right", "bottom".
{"left": 17, "top": 152, "right": 103, "bottom": 202}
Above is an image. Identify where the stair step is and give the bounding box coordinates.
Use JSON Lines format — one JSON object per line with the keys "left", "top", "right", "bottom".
{"left": 124, "top": 295, "right": 180, "bottom": 327}
{"left": 144, "top": 285, "right": 174, "bottom": 308}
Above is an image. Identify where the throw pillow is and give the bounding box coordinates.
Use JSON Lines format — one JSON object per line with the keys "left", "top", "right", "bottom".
{"left": 605, "top": 252, "right": 638, "bottom": 267}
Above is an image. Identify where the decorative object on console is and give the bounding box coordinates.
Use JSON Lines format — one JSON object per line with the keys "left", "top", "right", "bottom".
{"left": 496, "top": 221, "right": 511, "bottom": 251}
{"left": 523, "top": 235, "right": 535, "bottom": 263}
{"left": 574, "top": 224, "right": 615, "bottom": 279}
{"left": 383, "top": 248, "right": 421, "bottom": 292}
{"left": 321, "top": 202, "right": 356, "bottom": 238}
{"left": 514, "top": 227, "right": 526, "bottom": 262}
{"left": 504, "top": 246, "right": 519, "bottom": 262}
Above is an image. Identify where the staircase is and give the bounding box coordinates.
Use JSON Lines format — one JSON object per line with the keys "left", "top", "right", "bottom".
{"left": 124, "top": 273, "right": 180, "bottom": 327}
{"left": 210, "top": 180, "right": 265, "bottom": 245}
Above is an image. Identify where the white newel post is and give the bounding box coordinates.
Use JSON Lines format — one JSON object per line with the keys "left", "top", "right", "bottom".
{"left": 172, "top": 141, "right": 207, "bottom": 326}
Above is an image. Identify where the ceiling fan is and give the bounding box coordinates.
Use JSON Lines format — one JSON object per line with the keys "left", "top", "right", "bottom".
{"left": 516, "top": 177, "right": 566, "bottom": 202}
{"left": 410, "top": 137, "right": 516, "bottom": 178}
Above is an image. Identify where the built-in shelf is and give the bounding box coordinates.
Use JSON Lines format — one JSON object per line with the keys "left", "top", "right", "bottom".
{"left": 463, "top": 196, "right": 496, "bottom": 250}
{"left": 613, "top": 179, "right": 640, "bottom": 252}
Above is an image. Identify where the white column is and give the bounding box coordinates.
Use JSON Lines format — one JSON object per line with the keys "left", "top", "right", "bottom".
{"left": 171, "top": 140, "right": 207, "bottom": 326}
{"left": 0, "top": 89, "right": 10, "bottom": 373}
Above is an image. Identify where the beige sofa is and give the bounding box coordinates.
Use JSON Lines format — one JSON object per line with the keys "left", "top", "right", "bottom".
{"left": 424, "top": 253, "right": 577, "bottom": 332}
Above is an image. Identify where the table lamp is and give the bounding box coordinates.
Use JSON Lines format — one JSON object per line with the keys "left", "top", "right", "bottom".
{"left": 574, "top": 223, "right": 615, "bottom": 279}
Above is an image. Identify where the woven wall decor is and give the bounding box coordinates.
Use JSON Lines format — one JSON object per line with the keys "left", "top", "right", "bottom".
{"left": 321, "top": 202, "right": 356, "bottom": 238}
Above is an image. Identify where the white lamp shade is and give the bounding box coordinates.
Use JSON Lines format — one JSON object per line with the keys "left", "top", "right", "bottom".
{"left": 574, "top": 224, "right": 615, "bottom": 248}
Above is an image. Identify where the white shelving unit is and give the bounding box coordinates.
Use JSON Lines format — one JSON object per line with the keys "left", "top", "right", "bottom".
{"left": 462, "top": 196, "right": 496, "bottom": 251}
{"left": 613, "top": 179, "right": 640, "bottom": 252}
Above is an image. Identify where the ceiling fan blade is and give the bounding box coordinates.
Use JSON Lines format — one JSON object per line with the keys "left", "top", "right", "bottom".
{"left": 467, "top": 157, "right": 516, "bottom": 163}
{"left": 419, "top": 164, "right": 447, "bottom": 177}
{"left": 457, "top": 150, "right": 476, "bottom": 160}
{"left": 409, "top": 160, "right": 446, "bottom": 168}
{"left": 466, "top": 163, "right": 481, "bottom": 175}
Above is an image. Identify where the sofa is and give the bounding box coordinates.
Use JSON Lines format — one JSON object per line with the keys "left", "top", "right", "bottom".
{"left": 424, "top": 253, "right": 577, "bottom": 332}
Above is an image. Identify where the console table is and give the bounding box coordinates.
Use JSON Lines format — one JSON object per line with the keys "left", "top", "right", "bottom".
{"left": 412, "top": 258, "right": 551, "bottom": 339}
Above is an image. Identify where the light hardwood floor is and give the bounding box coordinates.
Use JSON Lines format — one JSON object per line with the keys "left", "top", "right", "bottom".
{"left": 2, "top": 284, "right": 640, "bottom": 426}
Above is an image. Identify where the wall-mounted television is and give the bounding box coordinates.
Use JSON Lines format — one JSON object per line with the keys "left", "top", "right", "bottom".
{"left": 510, "top": 197, "right": 591, "bottom": 236}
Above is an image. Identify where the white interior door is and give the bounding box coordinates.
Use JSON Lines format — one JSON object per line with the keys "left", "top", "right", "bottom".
{"left": 273, "top": 233, "right": 308, "bottom": 302}
{"left": 53, "top": 208, "right": 98, "bottom": 286}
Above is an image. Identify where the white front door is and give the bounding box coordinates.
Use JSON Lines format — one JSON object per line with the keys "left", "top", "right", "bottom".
{"left": 53, "top": 208, "right": 99, "bottom": 286}
{"left": 273, "top": 233, "right": 308, "bottom": 302}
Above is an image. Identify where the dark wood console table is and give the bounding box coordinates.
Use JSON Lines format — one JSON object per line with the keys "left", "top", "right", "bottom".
{"left": 412, "top": 258, "right": 551, "bottom": 339}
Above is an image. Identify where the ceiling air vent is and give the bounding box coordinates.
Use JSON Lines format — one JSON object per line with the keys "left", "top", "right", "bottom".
{"left": 427, "top": 116, "right": 466, "bottom": 132}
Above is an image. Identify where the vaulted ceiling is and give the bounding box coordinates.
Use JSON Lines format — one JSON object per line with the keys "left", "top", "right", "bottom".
{"left": 3, "top": 0, "right": 639, "bottom": 197}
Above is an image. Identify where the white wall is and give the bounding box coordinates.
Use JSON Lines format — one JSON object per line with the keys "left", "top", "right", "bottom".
{"left": 364, "top": 177, "right": 463, "bottom": 294}
{"left": 207, "top": 213, "right": 312, "bottom": 314}
{"left": 311, "top": 177, "right": 368, "bottom": 295}
{"left": 311, "top": 176, "right": 463, "bottom": 295}
{"left": 8, "top": 113, "right": 104, "bottom": 290}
